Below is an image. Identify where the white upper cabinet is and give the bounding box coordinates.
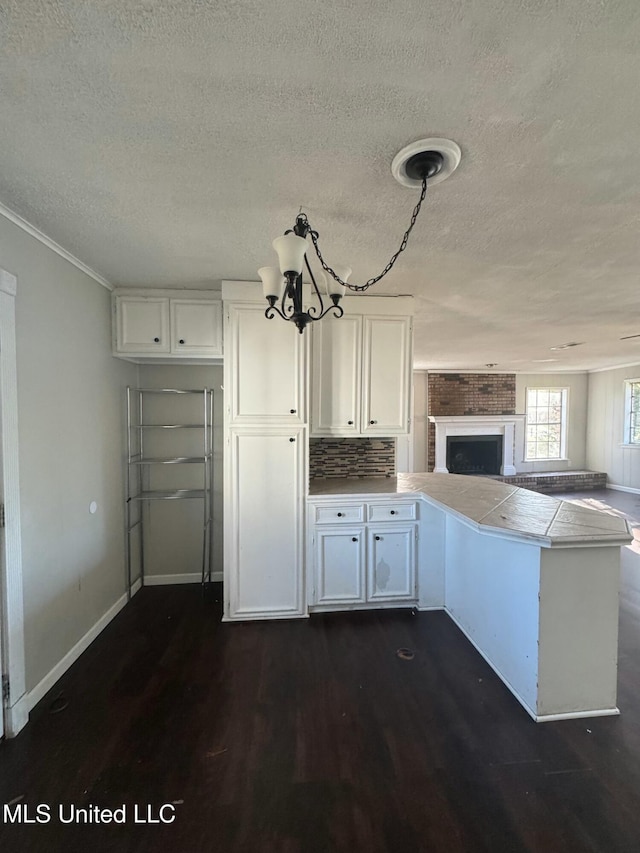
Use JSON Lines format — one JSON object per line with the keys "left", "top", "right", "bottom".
{"left": 362, "top": 316, "right": 411, "bottom": 435}
{"left": 227, "top": 303, "right": 304, "bottom": 424}
{"left": 310, "top": 301, "right": 412, "bottom": 436}
{"left": 170, "top": 299, "right": 222, "bottom": 356}
{"left": 113, "top": 290, "right": 223, "bottom": 362}
{"left": 116, "top": 297, "right": 170, "bottom": 353}
{"left": 311, "top": 315, "right": 361, "bottom": 435}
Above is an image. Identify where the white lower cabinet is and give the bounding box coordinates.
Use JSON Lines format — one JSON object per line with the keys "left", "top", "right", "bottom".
{"left": 368, "top": 526, "right": 416, "bottom": 601}
{"left": 310, "top": 500, "right": 418, "bottom": 609}
{"left": 315, "top": 528, "right": 366, "bottom": 605}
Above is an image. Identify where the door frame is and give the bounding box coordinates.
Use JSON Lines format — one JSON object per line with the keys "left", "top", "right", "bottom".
{"left": 0, "top": 268, "right": 28, "bottom": 737}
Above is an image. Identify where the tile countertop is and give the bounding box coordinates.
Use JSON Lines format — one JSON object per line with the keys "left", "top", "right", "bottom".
{"left": 308, "top": 474, "right": 633, "bottom": 548}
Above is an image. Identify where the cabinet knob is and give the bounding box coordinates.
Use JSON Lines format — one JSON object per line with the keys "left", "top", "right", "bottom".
{"left": 375, "top": 535, "right": 381, "bottom": 540}
{"left": 179, "top": 339, "right": 185, "bottom": 345}
{"left": 289, "top": 437, "right": 295, "bottom": 442}
{"left": 290, "top": 409, "right": 296, "bottom": 414}
{"left": 390, "top": 510, "right": 396, "bottom": 515}
{"left": 348, "top": 420, "right": 354, "bottom": 425}
{"left": 370, "top": 420, "right": 377, "bottom": 425}
{"left": 337, "top": 512, "right": 343, "bottom": 517}
{"left": 352, "top": 537, "right": 358, "bottom": 542}
{"left": 153, "top": 337, "right": 160, "bottom": 343}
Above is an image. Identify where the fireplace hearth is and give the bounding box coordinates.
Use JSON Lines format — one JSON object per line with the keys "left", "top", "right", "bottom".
{"left": 447, "top": 435, "right": 503, "bottom": 475}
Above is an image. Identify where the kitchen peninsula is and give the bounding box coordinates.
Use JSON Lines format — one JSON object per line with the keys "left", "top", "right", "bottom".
{"left": 308, "top": 473, "right": 632, "bottom": 722}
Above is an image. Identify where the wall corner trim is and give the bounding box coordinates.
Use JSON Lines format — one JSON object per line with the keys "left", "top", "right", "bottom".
{"left": 0, "top": 200, "right": 112, "bottom": 291}
{"left": 0, "top": 269, "right": 17, "bottom": 296}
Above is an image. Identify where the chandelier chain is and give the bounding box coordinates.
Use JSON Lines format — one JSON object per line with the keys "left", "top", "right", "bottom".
{"left": 303, "top": 177, "right": 428, "bottom": 292}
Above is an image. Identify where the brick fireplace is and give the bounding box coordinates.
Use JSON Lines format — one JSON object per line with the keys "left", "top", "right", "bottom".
{"left": 427, "top": 373, "right": 516, "bottom": 472}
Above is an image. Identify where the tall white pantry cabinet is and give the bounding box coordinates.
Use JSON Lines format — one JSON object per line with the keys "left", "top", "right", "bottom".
{"left": 222, "top": 281, "right": 414, "bottom": 622}
{"left": 223, "top": 282, "right": 308, "bottom": 621}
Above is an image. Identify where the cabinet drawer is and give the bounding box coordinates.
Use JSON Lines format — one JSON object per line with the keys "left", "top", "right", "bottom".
{"left": 368, "top": 502, "right": 417, "bottom": 522}
{"left": 315, "top": 503, "right": 365, "bottom": 524}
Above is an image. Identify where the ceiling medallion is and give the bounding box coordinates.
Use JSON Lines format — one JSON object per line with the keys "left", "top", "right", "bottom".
{"left": 259, "top": 138, "right": 462, "bottom": 333}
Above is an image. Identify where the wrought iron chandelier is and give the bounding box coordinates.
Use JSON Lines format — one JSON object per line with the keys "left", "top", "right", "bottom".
{"left": 259, "top": 138, "right": 461, "bottom": 333}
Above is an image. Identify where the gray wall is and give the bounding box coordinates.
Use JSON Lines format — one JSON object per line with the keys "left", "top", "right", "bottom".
{"left": 1, "top": 215, "right": 137, "bottom": 693}
{"left": 137, "top": 364, "right": 223, "bottom": 580}
{"left": 586, "top": 364, "right": 640, "bottom": 489}
{"left": 515, "top": 373, "right": 588, "bottom": 473}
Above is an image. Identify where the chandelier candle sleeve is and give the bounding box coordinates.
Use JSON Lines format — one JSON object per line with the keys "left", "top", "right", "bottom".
{"left": 273, "top": 234, "right": 308, "bottom": 276}
{"left": 258, "top": 266, "right": 285, "bottom": 301}
{"left": 327, "top": 265, "right": 352, "bottom": 298}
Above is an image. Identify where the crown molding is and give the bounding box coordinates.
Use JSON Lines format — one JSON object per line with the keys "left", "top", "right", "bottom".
{"left": 0, "top": 200, "right": 112, "bottom": 291}
{"left": 588, "top": 361, "right": 640, "bottom": 374}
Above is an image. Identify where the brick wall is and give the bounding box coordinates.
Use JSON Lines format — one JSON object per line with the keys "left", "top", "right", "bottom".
{"left": 309, "top": 438, "right": 396, "bottom": 479}
{"left": 427, "top": 373, "right": 516, "bottom": 471}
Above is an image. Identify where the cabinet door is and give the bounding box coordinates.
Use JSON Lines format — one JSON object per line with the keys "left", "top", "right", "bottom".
{"left": 228, "top": 304, "right": 304, "bottom": 424}
{"left": 367, "top": 525, "right": 416, "bottom": 601}
{"left": 171, "top": 299, "right": 222, "bottom": 356}
{"left": 310, "top": 315, "right": 361, "bottom": 435}
{"left": 314, "top": 527, "right": 365, "bottom": 605}
{"left": 116, "top": 297, "right": 170, "bottom": 353}
{"left": 362, "top": 316, "right": 411, "bottom": 434}
{"left": 226, "top": 427, "right": 306, "bottom": 619}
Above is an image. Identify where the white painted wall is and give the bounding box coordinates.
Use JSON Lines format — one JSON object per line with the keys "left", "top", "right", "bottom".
{"left": 1, "top": 215, "right": 137, "bottom": 694}
{"left": 412, "top": 370, "right": 428, "bottom": 472}
{"left": 515, "top": 372, "right": 588, "bottom": 472}
{"left": 444, "top": 516, "right": 541, "bottom": 714}
{"left": 586, "top": 364, "right": 640, "bottom": 490}
{"left": 538, "top": 547, "right": 619, "bottom": 716}
{"left": 417, "top": 500, "right": 445, "bottom": 608}
{"left": 137, "top": 364, "right": 223, "bottom": 581}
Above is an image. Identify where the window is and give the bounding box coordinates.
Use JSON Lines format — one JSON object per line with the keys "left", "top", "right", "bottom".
{"left": 525, "top": 388, "right": 567, "bottom": 460}
{"left": 624, "top": 380, "right": 640, "bottom": 445}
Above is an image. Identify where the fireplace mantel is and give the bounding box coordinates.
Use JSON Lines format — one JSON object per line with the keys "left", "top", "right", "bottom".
{"left": 428, "top": 414, "right": 526, "bottom": 476}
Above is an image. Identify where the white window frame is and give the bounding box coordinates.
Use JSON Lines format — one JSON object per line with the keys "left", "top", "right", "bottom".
{"left": 623, "top": 379, "right": 640, "bottom": 446}
{"left": 524, "top": 387, "right": 568, "bottom": 462}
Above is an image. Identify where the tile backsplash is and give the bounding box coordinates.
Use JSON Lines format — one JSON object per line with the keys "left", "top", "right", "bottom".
{"left": 309, "top": 438, "right": 396, "bottom": 479}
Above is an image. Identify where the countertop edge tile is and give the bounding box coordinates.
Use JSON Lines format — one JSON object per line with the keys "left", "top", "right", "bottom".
{"left": 308, "top": 474, "right": 633, "bottom": 548}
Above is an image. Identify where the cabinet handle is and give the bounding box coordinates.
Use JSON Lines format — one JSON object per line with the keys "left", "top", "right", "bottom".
{"left": 337, "top": 512, "right": 343, "bottom": 517}
{"left": 390, "top": 510, "right": 396, "bottom": 515}
{"left": 290, "top": 409, "right": 297, "bottom": 414}
{"left": 179, "top": 339, "right": 185, "bottom": 345}
{"left": 370, "top": 420, "right": 377, "bottom": 425}
{"left": 153, "top": 337, "right": 160, "bottom": 343}
{"left": 352, "top": 537, "right": 358, "bottom": 542}
{"left": 289, "top": 437, "right": 295, "bottom": 442}
{"left": 375, "top": 535, "right": 381, "bottom": 540}
{"left": 348, "top": 420, "right": 354, "bottom": 425}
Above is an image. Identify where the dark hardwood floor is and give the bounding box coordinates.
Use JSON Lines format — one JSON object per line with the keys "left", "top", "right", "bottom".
{"left": 2, "top": 489, "right": 640, "bottom": 852}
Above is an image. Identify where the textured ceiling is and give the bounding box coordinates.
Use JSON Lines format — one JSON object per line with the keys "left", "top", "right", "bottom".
{"left": 1, "top": 0, "right": 639, "bottom": 371}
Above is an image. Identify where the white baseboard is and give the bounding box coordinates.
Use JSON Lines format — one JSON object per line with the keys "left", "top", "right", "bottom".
{"left": 535, "top": 707, "right": 619, "bottom": 722}
{"left": 143, "top": 571, "right": 223, "bottom": 586}
{"left": 27, "top": 591, "right": 129, "bottom": 711}
{"left": 608, "top": 483, "right": 640, "bottom": 495}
